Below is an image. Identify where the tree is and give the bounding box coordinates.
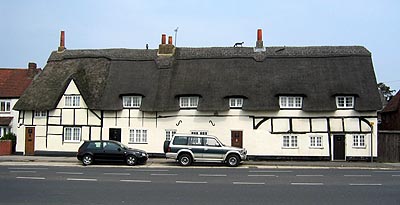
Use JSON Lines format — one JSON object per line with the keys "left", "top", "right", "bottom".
{"left": 378, "top": 82, "right": 396, "bottom": 101}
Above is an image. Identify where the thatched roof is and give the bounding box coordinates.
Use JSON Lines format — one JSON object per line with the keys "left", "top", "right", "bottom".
{"left": 14, "top": 46, "right": 382, "bottom": 112}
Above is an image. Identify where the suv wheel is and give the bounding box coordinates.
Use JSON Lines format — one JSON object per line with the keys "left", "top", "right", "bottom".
{"left": 82, "top": 154, "right": 94, "bottom": 166}
{"left": 126, "top": 155, "right": 137, "bottom": 166}
{"left": 226, "top": 154, "right": 240, "bottom": 167}
{"left": 178, "top": 153, "right": 192, "bottom": 166}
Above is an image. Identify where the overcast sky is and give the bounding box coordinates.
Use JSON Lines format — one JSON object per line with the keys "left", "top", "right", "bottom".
{"left": 1, "top": 0, "right": 399, "bottom": 91}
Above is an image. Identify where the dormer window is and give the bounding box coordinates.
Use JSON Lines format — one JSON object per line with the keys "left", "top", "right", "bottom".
{"left": 230, "top": 98, "right": 243, "bottom": 108}
{"left": 180, "top": 96, "right": 198, "bottom": 108}
{"left": 336, "top": 96, "right": 354, "bottom": 109}
{"left": 65, "top": 95, "right": 80, "bottom": 107}
{"left": 279, "top": 96, "right": 302, "bottom": 109}
{"left": 123, "top": 96, "right": 142, "bottom": 108}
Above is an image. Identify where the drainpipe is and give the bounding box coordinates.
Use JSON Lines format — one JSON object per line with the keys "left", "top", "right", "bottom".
{"left": 370, "top": 122, "right": 374, "bottom": 163}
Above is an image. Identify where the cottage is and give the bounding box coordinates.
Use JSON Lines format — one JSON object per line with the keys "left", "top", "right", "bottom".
{"left": 14, "top": 30, "right": 381, "bottom": 160}
{"left": 0, "top": 63, "right": 41, "bottom": 138}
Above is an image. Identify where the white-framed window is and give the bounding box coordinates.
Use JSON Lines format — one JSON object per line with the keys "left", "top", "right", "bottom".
{"left": 310, "top": 135, "right": 323, "bottom": 148}
{"left": 353, "top": 134, "right": 365, "bottom": 148}
{"left": 191, "top": 130, "right": 208, "bottom": 135}
{"left": 179, "top": 97, "right": 199, "bottom": 108}
{"left": 64, "top": 127, "right": 81, "bottom": 142}
{"left": 336, "top": 96, "right": 354, "bottom": 109}
{"left": 283, "top": 135, "right": 298, "bottom": 148}
{"left": 129, "top": 129, "right": 148, "bottom": 143}
{"left": 165, "top": 129, "right": 176, "bottom": 141}
{"left": 0, "top": 127, "right": 10, "bottom": 138}
{"left": 123, "top": 96, "right": 142, "bottom": 108}
{"left": 0, "top": 100, "right": 11, "bottom": 112}
{"left": 34, "top": 111, "right": 47, "bottom": 118}
{"left": 65, "top": 95, "right": 80, "bottom": 107}
{"left": 229, "top": 98, "right": 243, "bottom": 108}
{"left": 279, "top": 96, "right": 302, "bottom": 109}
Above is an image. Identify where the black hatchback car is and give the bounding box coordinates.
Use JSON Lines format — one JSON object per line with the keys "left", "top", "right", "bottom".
{"left": 77, "top": 140, "right": 148, "bottom": 166}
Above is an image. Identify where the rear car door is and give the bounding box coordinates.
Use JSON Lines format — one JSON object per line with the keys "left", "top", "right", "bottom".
{"left": 188, "top": 137, "right": 204, "bottom": 159}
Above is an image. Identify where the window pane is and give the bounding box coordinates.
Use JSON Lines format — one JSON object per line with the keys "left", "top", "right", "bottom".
{"left": 129, "top": 130, "right": 135, "bottom": 142}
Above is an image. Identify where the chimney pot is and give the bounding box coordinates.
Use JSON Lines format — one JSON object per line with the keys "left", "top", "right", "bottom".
{"left": 161, "top": 34, "right": 166, "bottom": 44}
{"left": 257, "top": 29, "right": 262, "bottom": 41}
{"left": 168, "top": 36, "right": 173, "bottom": 45}
{"left": 58, "top": 30, "right": 66, "bottom": 52}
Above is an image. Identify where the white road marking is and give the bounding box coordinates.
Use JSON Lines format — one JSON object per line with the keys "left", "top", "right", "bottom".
{"left": 248, "top": 175, "right": 276, "bottom": 177}
{"left": 16, "top": 177, "right": 45, "bottom": 180}
{"left": 10, "top": 171, "right": 37, "bottom": 173}
{"left": 349, "top": 184, "right": 382, "bottom": 186}
{"left": 296, "top": 175, "right": 324, "bottom": 177}
{"left": 291, "top": 183, "right": 324, "bottom": 186}
{"left": 249, "top": 170, "right": 292, "bottom": 173}
{"left": 199, "top": 174, "right": 227, "bottom": 177}
{"left": 176, "top": 181, "right": 208, "bottom": 184}
{"left": 392, "top": 175, "right": 400, "bottom": 177}
{"left": 150, "top": 173, "right": 177, "bottom": 176}
{"left": 120, "top": 180, "right": 152, "bottom": 183}
{"left": 373, "top": 171, "right": 400, "bottom": 173}
{"left": 56, "top": 172, "right": 84, "bottom": 175}
{"left": 344, "top": 175, "right": 371, "bottom": 177}
{"left": 8, "top": 167, "right": 48, "bottom": 170}
{"left": 130, "top": 169, "right": 169, "bottom": 172}
{"left": 233, "top": 182, "right": 266, "bottom": 185}
{"left": 104, "top": 173, "right": 130, "bottom": 176}
{"left": 67, "top": 178, "right": 97, "bottom": 181}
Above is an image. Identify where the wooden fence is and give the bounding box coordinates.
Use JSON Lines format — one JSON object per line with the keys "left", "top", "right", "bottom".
{"left": 378, "top": 131, "right": 400, "bottom": 162}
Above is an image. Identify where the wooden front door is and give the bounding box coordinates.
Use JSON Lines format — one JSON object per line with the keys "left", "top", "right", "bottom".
{"left": 25, "top": 127, "right": 35, "bottom": 156}
{"left": 109, "top": 128, "right": 121, "bottom": 142}
{"left": 333, "top": 135, "right": 346, "bottom": 160}
{"left": 231, "top": 131, "right": 243, "bottom": 148}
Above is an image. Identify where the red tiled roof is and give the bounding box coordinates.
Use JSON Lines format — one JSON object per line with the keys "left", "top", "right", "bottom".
{"left": 0, "top": 117, "right": 13, "bottom": 126}
{"left": 381, "top": 90, "right": 400, "bottom": 113}
{"left": 0, "top": 68, "right": 41, "bottom": 98}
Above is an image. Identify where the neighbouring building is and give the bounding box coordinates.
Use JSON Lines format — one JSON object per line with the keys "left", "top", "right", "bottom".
{"left": 0, "top": 63, "right": 41, "bottom": 137}
{"left": 14, "top": 30, "right": 382, "bottom": 160}
{"left": 379, "top": 91, "right": 400, "bottom": 130}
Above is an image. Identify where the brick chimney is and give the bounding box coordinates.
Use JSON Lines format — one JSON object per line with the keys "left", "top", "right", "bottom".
{"left": 58, "top": 30, "right": 66, "bottom": 52}
{"left": 158, "top": 33, "right": 175, "bottom": 55}
{"left": 27, "top": 62, "right": 38, "bottom": 78}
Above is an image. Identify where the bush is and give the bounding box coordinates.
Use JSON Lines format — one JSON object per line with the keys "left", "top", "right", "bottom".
{"left": 1, "top": 133, "right": 16, "bottom": 144}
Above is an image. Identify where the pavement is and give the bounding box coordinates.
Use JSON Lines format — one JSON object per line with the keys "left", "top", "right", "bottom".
{"left": 1, "top": 155, "right": 400, "bottom": 169}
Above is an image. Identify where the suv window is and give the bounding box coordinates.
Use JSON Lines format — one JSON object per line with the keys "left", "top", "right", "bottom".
{"left": 173, "top": 136, "right": 188, "bottom": 145}
{"left": 188, "top": 137, "right": 202, "bottom": 146}
{"left": 87, "top": 142, "right": 102, "bottom": 149}
{"left": 204, "top": 137, "right": 220, "bottom": 147}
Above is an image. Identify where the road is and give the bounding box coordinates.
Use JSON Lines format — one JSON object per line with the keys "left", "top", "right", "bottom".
{"left": 0, "top": 165, "right": 399, "bottom": 205}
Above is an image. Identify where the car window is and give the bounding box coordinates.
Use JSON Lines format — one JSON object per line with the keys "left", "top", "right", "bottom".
{"left": 173, "top": 136, "right": 188, "bottom": 145}
{"left": 188, "top": 137, "right": 202, "bottom": 146}
{"left": 87, "top": 142, "right": 102, "bottom": 149}
{"left": 204, "top": 138, "right": 220, "bottom": 147}
{"left": 103, "top": 142, "right": 121, "bottom": 151}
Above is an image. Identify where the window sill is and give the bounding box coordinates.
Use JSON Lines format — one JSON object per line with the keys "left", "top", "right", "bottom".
{"left": 309, "top": 146, "right": 324, "bottom": 149}
{"left": 63, "top": 141, "right": 81, "bottom": 143}
{"left": 281, "top": 147, "right": 299, "bottom": 149}
{"left": 352, "top": 146, "right": 366, "bottom": 149}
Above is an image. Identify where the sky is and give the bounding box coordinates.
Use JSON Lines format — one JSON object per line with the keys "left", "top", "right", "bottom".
{"left": 1, "top": 0, "right": 400, "bottom": 92}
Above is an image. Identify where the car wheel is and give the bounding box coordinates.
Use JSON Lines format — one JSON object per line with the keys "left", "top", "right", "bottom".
{"left": 126, "top": 155, "right": 137, "bottom": 166}
{"left": 82, "top": 154, "right": 94, "bottom": 166}
{"left": 226, "top": 154, "right": 240, "bottom": 167}
{"left": 178, "top": 153, "right": 192, "bottom": 166}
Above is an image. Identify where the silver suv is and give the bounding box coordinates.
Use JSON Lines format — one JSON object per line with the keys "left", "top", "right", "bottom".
{"left": 164, "top": 134, "right": 247, "bottom": 167}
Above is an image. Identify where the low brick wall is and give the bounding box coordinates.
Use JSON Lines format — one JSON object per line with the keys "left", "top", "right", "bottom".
{"left": 0, "top": 140, "right": 12, "bottom": 155}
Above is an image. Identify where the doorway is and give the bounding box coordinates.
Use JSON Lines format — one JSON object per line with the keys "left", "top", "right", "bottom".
{"left": 333, "top": 135, "right": 346, "bottom": 160}
{"left": 231, "top": 131, "right": 243, "bottom": 148}
{"left": 25, "top": 127, "right": 35, "bottom": 155}
{"left": 109, "top": 128, "right": 121, "bottom": 142}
